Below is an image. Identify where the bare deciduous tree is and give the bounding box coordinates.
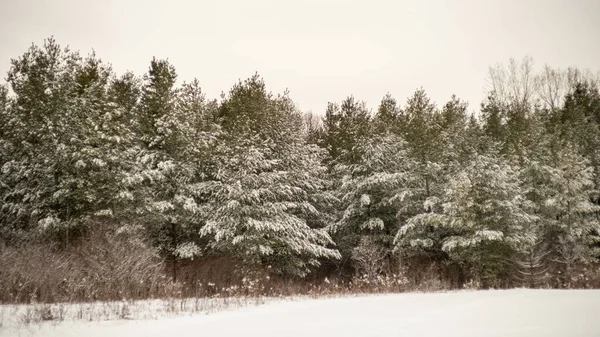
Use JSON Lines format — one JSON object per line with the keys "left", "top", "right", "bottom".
{"left": 303, "top": 111, "right": 324, "bottom": 143}
{"left": 487, "top": 56, "right": 537, "bottom": 110}
{"left": 535, "top": 65, "right": 568, "bottom": 111}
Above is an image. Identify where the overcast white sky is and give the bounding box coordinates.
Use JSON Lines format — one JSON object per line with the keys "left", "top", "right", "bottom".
{"left": 0, "top": 0, "right": 599, "bottom": 114}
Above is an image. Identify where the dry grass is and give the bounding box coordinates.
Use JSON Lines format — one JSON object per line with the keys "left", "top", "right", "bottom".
{"left": 0, "top": 296, "right": 271, "bottom": 331}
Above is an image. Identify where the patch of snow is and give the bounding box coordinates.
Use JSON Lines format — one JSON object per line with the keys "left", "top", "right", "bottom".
{"left": 2, "top": 289, "right": 599, "bottom": 337}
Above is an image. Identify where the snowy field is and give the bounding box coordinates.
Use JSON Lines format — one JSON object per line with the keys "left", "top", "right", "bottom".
{"left": 2, "top": 289, "right": 599, "bottom": 337}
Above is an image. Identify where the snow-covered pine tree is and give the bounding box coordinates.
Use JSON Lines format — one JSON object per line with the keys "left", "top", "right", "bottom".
{"left": 0, "top": 39, "right": 136, "bottom": 245}
{"left": 132, "top": 59, "right": 218, "bottom": 279}
{"left": 0, "top": 84, "right": 12, "bottom": 241}
{"left": 1, "top": 39, "right": 78, "bottom": 242}
{"left": 170, "top": 79, "right": 220, "bottom": 260}
{"left": 513, "top": 143, "right": 553, "bottom": 288}
{"left": 331, "top": 132, "right": 416, "bottom": 275}
{"left": 108, "top": 71, "right": 141, "bottom": 116}
{"left": 557, "top": 81, "right": 600, "bottom": 216}
{"left": 480, "top": 92, "right": 507, "bottom": 150}
{"left": 52, "top": 53, "right": 140, "bottom": 240}
{"left": 504, "top": 108, "right": 555, "bottom": 287}
{"left": 389, "top": 90, "right": 447, "bottom": 271}
{"left": 514, "top": 97, "right": 600, "bottom": 287}
{"left": 397, "top": 151, "right": 536, "bottom": 288}
{"left": 391, "top": 96, "right": 474, "bottom": 283}
{"left": 514, "top": 230, "right": 551, "bottom": 288}
{"left": 540, "top": 142, "right": 600, "bottom": 286}
{"left": 200, "top": 75, "right": 340, "bottom": 277}
{"left": 372, "top": 93, "right": 402, "bottom": 134}
{"left": 322, "top": 96, "right": 371, "bottom": 166}
{"left": 131, "top": 58, "right": 182, "bottom": 255}
{"left": 398, "top": 89, "right": 444, "bottom": 219}
{"left": 436, "top": 95, "right": 472, "bottom": 167}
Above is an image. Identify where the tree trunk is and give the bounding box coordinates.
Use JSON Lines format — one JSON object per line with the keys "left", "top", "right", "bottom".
{"left": 171, "top": 222, "right": 178, "bottom": 282}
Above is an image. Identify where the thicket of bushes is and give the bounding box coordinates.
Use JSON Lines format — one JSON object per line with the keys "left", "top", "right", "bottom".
{"left": 3, "top": 231, "right": 600, "bottom": 304}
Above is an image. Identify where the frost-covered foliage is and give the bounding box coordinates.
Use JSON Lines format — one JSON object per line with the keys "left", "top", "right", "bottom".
{"left": 0, "top": 39, "right": 138, "bottom": 244}
{"left": 540, "top": 145, "right": 600, "bottom": 280}
{"left": 199, "top": 136, "right": 340, "bottom": 276}
{"left": 397, "top": 152, "right": 537, "bottom": 287}
{"left": 515, "top": 139, "right": 600, "bottom": 286}
{"left": 131, "top": 60, "right": 219, "bottom": 272}
{"left": 0, "top": 85, "right": 10, "bottom": 195}
{"left": 392, "top": 90, "right": 449, "bottom": 245}
{"left": 199, "top": 77, "right": 340, "bottom": 277}
{"left": 322, "top": 96, "right": 371, "bottom": 165}
{"left": 3, "top": 38, "right": 600, "bottom": 290}
{"left": 332, "top": 133, "right": 416, "bottom": 264}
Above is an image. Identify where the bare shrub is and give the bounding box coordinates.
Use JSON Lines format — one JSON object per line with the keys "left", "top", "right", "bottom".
{"left": 39, "top": 305, "right": 54, "bottom": 321}
{"left": 552, "top": 263, "right": 600, "bottom": 289}
{"left": 73, "top": 228, "right": 167, "bottom": 301}
{"left": 0, "top": 227, "right": 168, "bottom": 304}
{"left": 412, "top": 264, "right": 446, "bottom": 291}
{"left": 395, "top": 255, "right": 460, "bottom": 291}
{"left": 117, "top": 301, "right": 131, "bottom": 320}
{"left": 351, "top": 237, "right": 388, "bottom": 280}
{"left": 175, "top": 256, "right": 271, "bottom": 297}
{"left": 19, "top": 307, "right": 36, "bottom": 325}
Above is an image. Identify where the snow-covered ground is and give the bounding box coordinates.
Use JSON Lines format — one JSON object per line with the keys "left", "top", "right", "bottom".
{"left": 2, "top": 289, "right": 599, "bottom": 337}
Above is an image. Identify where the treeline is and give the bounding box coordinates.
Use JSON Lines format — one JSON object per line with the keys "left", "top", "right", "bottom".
{"left": 1, "top": 38, "right": 600, "bottom": 302}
